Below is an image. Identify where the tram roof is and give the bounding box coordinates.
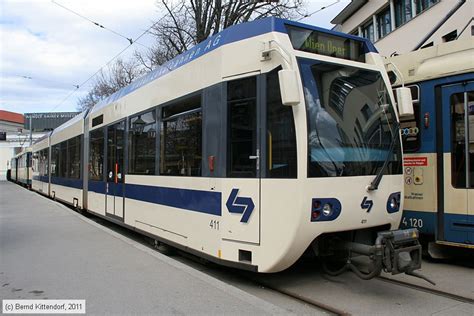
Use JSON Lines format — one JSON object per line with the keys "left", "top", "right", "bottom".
{"left": 34, "top": 131, "right": 52, "bottom": 144}
{"left": 51, "top": 110, "right": 88, "bottom": 136}
{"left": 387, "top": 38, "right": 474, "bottom": 85}
{"left": 88, "top": 17, "right": 377, "bottom": 115}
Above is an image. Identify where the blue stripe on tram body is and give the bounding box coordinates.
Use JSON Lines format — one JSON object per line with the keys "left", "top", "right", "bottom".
{"left": 33, "top": 175, "right": 49, "bottom": 182}
{"left": 87, "top": 181, "right": 222, "bottom": 216}
{"left": 50, "top": 176, "right": 83, "bottom": 189}
{"left": 125, "top": 184, "right": 222, "bottom": 216}
{"left": 88, "top": 180, "right": 106, "bottom": 194}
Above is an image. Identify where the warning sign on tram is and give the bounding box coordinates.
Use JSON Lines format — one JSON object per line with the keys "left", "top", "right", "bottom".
{"left": 403, "top": 157, "right": 428, "bottom": 167}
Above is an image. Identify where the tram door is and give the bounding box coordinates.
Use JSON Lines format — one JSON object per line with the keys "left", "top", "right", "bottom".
{"left": 222, "top": 76, "right": 261, "bottom": 244}
{"left": 106, "top": 121, "right": 125, "bottom": 220}
{"left": 441, "top": 82, "right": 474, "bottom": 244}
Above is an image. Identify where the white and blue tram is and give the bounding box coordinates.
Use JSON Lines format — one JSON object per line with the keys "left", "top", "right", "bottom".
{"left": 10, "top": 148, "right": 32, "bottom": 188}
{"left": 31, "top": 132, "right": 51, "bottom": 196}
{"left": 388, "top": 38, "right": 474, "bottom": 252}
{"left": 30, "top": 17, "right": 425, "bottom": 279}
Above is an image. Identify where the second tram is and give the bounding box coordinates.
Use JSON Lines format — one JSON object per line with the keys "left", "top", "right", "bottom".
{"left": 388, "top": 38, "right": 474, "bottom": 252}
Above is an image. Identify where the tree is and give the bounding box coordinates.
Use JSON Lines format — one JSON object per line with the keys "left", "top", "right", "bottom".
{"left": 77, "top": 58, "right": 145, "bottom": 111}
{"left": 136, "top": 0, "right": 306, "bottom": 70}
{"left": 78, "top": 0, "right": 306, "bottom": 110}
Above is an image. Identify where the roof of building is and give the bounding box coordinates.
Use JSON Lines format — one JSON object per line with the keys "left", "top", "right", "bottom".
{"left": 331, "top": 0, "right": 368, "bottom": 25}
{"left": 0, "top": 110, "right": 24, "bottom": 124}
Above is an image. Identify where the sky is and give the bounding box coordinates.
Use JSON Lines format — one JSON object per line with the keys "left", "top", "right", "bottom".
{"left": 0, "top": 0, "right": 350, "bottom": 114}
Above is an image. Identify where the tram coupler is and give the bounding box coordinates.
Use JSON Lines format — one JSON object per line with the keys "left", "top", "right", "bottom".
{"left": 330, "top": 228, "right": 435, "bottom": 285}
{"left": 376, "top": 228, "right": 422, "bottom": 275}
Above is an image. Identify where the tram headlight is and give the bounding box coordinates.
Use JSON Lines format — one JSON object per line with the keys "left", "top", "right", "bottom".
{"left": 311, "top": 198, "right": 341, "bottom": 222}
{"left": 322, "top": 203, "right": 333, "bottom": 217}
{"left": 389, "top": 197, "right": 398, "bottom": 210}
{"left": 386, "top": 192, "right": 401, "bottom": 213}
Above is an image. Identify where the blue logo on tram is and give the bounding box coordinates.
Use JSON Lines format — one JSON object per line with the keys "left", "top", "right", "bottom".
{"left": 226, "top": 189, "right": 255, "bottom": 223}
{"left": 361, "top": 196, "right": 373, "bottom": 213}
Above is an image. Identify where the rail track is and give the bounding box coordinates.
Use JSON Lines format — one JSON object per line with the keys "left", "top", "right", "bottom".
{"left": 377, "top": 275, "right": 474, "bottom": 304}
{"left": 250, "top": 278, "right": 350, "bottom": 316}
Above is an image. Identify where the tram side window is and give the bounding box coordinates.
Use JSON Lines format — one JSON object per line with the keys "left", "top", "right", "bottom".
{"left": 266, "top": 69, "right": 297, "bottom": 178}
{"left": 59, "top": 141, "right": 68, "bottom": 178}
{"left": 160, "top": 95, "right": 202, "bottom": 176}
{"left": 32, "top": 152, "right": 39, "bottom": 174}
{"left": 36, "top": 151, "right": 41, "bottom": 176}
{"left": 68, "top": 136, "right": 81, "bottom": 179}
{"left": 36, "top": 151, "right": 42, "bottom": 176}
{"left": 39, "top": 149, "right": 46, "bottom": 177}
{"left": 129, "top": 110, "right": 157, "bottom": 175}
{"left": 397, "top": 85, "right": 421, "bottom": 152}
{"left": 89, "top": 128, "right": 104, "bottom": 181}
{"left": 51, "top": 144, "right": 60, "bottom": 177}
{"left": 44, "top": 148, "right": 49, "bottom": 177}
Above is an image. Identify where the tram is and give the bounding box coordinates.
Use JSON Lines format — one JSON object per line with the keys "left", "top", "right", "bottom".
{"left": 31, "top": 132, "right": 51, "bottom": 196}
{"left": 10, "top": 148, "right": 32, "bottom": 188}
{"left": 387, "top": 38, "right": 474, "bottom": 254}
{"left": 29, "top": 17, "right": 426, "bottom": 280}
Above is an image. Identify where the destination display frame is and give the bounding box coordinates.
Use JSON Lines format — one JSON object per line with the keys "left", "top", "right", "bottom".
{"left": 286, "top": 25, "right": 366, "bottom": 63}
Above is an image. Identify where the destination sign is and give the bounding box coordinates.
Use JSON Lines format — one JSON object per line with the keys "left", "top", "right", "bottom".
{"left": 286, "top": 26, "right": 365, "bottom": 62}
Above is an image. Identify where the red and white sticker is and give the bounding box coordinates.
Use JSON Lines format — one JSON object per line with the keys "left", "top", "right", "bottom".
{"left": 403, "top": 157, "right": 428, "bottom": 167}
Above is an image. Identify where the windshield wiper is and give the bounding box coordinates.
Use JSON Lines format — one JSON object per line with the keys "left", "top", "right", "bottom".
{"left": 367, "top": 123, "right": 400, "bottom": 191}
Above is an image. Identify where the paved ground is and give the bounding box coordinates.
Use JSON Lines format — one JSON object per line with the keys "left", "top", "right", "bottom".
{"left": 383, "top": 256, "right": 474, "bottom": 300}
{"left": 0, "top": 182, "right": 287, "bottom": 315}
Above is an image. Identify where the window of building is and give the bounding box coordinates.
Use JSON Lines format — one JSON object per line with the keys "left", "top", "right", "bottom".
{"left": 129, "top": 110, "right": 157, "bottom": 175}
{"left": 395, "top": 0, "right": 412, "bottom": 27}
{"left": 160, "top": 95, "right": 202, "bottom": 176}
{"left": 415, "top": 0, "right": 438, "bottom": 14}
{"left": 377, "top": 6, "right": 392, "bottom": 38}
{"left": 89, "top": 128, "right": 104, "bottom": 181}
{"left": 266, "top": 69, "right": 297, "bottom": 178}
{"left": 362, "top": 20, "right": 375, "bottom": 42}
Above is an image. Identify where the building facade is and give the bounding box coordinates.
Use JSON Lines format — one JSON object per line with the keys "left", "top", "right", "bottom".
{"left": 332, "top": 0, "right": 473, "bottom": 56}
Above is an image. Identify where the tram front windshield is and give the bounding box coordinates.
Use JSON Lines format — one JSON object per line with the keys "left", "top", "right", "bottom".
{"left": 299, "top": 59, "right": 402, "bottom": 177}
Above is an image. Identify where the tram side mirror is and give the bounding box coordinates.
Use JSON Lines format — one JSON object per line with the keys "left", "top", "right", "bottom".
{"left": 278, "top": 70, "right": 300, "bottom": 106}
{"left": 395, "top": 87, "right": 414, "bottom": 117}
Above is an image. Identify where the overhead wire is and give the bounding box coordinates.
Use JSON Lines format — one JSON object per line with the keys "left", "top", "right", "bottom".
{"left": 51, "top": 0, "right": 134, "bottom": 45}
{"left": 49, "top": 9, "right": 170, "bottom": 112}
{"left": 51, "top": 0, "right": 152, "bottom": 50}
{"left": 50, "top": 1, "right": 343, "bottom": 111}
{"left": 297, "top": 0, "right": 341, "bottom": 21}
{"left": 18, "top": 75, "right": 79, "bottom": 89}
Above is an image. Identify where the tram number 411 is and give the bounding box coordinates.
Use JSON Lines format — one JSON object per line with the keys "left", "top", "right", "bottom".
{"left": 209, "top": 220, "right": 220, "bottom": 230}
{"left": 402, "top": 217, "right": 423, "bottom": 228}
